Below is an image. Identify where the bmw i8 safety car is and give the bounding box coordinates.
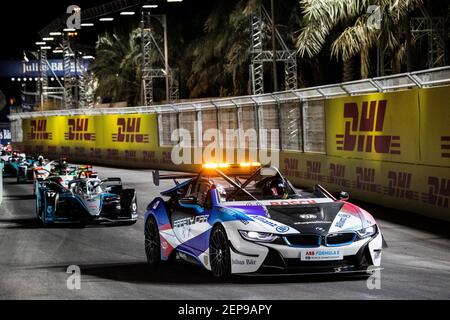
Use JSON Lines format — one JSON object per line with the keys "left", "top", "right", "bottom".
{"left": 144, "top": 163, "right": 386, "bottom": 279}
{"left": 36, "top": 176, "right": 138, "bottom": 226}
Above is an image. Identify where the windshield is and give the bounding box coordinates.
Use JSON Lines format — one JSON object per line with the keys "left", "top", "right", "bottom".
{"left": 211, "top": 175, "right": 327, "bottom": 203}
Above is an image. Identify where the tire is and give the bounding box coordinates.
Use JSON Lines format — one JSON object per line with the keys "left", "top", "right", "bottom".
{"left": 120, "top": 189, "right": 137, "bottom": 218}
{"left": 209, "top": 224, "right": 231, "bottom": 280}
{"left": 145, "top": 216, "right": 161, "bottom": 267}
{"left": 36, "top": 197, "right": 41, "bottom": 220}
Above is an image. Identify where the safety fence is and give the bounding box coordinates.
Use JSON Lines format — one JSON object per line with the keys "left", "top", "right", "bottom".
{"left": 7, "top": 66, "right": 450, "bottom": 221}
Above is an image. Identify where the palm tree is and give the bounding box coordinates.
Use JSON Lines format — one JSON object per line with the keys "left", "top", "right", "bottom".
{"left": 185, "top": 0, "right": 260, "bottom": 98}
{"left": 296, "top": 0, "right": 423, "bottom": 80}
{"left": 91, "top": 28, "right": 142, "bottom": 105}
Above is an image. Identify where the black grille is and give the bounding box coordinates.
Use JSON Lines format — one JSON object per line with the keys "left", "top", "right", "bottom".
{"left": 284, "top": 235, "right": 320, "bottom": 247}
{"left": 326, "top": 233, "right": 356, "bottom": 246}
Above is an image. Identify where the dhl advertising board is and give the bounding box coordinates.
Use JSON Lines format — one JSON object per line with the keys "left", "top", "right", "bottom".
{"left": 280, "top": 151, "right": 450, "bottom": 221}
{"left": 419, "top": 86, "right": 450, "bottom": 167}
{"left": 17, "top": 86, "right": 450, "bottom": 220}
{"left": 325, "top": 90, "right": 420, "bottom": 164}
{"left": 21, "top": 114, "right": 164, "bottom": 166}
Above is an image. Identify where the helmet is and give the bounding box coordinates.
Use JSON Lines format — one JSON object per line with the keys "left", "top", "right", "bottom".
{"left": 263, "top": 178, "right": 289, "bottom": 198}
{"left": 38, "top": 155, "right": 44, "bottom": 163}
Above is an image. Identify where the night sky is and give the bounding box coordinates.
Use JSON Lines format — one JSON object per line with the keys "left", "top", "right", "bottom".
{"left": 0, "top": 0, "right": 207, "bottom": 115}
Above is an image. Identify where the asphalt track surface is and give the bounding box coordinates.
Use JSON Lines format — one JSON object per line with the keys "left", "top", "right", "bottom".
{"left": 0, "top": 165, "right": 449, "bottom": 300}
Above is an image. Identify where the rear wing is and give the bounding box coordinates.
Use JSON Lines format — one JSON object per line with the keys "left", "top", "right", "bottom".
{"left": 152, "top": 170, "right": 198, "bottom": 186}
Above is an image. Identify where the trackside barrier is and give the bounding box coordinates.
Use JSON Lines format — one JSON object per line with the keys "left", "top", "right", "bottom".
{"left": 8, "top": 67, "right": 450, "bottom": 221}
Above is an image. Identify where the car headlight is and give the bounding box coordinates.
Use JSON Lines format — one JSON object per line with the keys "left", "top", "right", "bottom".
{"left": 239, "top": 230, "right": 279, "bottom": 243}
{"left": 357, "top": 225, "right": 377, "bottom": 239}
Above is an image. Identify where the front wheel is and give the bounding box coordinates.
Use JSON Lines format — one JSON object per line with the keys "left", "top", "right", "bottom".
{"left": 145, "top": 217, "right": 161, "bottom": 267}
{"left": 209, "top": 225, "right": 231, "bottom": 280}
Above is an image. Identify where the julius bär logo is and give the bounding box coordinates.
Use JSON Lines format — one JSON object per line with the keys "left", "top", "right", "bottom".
{"left": 112, "top": 117, "right": 149, "bottom": 143}
{"left": 64, "top": 118, "right": 96, "bottom": 142}
{"left": 336, "top": 100, "right": 400, "bottom": 155}
{"left": 441, "top": 136, "right": 450, "bottom": 158}
{"left": 28, "top": 120, "right": 52, "bottom": 141}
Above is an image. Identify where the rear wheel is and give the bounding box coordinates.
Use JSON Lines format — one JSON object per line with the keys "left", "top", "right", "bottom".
{"left": 209, "top": 225, "right": 231, "bottom": 280}
{"left": 145, "top": 217, "right": 161, "bottom": 267}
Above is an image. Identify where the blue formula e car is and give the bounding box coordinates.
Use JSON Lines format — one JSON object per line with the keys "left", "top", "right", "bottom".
{"left": 144, "top": 163, "right": 386, "bottom": 279}
{"left": 36, "top": 176, "right": 138, "bottom": 226}
{"left": 1, "top": 151, "right": 33, "bottom": 178}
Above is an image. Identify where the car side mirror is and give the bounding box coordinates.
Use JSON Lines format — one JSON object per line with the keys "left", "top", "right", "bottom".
{"left": 336, "top": 191, "right": 350, "bottom": 201}
{"left": 179, "top": 197, "right": 204, "bottom": 214}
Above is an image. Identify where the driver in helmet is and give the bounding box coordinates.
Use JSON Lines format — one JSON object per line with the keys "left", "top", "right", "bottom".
{"left": 36, "top": 155, "right": 45, "bottom": 167}
{"left": 55, "top": 159, "right": 68, "bottom": 174}
{"left": 262, "top": 177, "right": 289, "bottom": 199}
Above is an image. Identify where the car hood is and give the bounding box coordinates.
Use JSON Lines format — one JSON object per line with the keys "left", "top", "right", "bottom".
{"left": 222, "top": 200, "right": 365, "bottom": 235}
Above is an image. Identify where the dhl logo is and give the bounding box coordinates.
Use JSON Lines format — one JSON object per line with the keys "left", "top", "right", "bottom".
{"left": 422, "top": 177, "right": 450, "bottom": 208}
{"left": 336, "top": 100, "right": 401, "bottom": 155}
{"left": 385, "top": 171, "right": 418, "bottom": 201}
{"left": 27, "top": 120, "right": 52, "bottom": 141}
{"left": 441, "top": 136, "right": 450, "bottom": 158}
{"left": 112, "top": 117, "right": 149, "bottom": 143}
{"left": 64, "top": 119, "right": 96, "bottom": 141}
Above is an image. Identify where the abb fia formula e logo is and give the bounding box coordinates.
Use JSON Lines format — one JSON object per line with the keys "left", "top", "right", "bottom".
{"left": 336, "top": 100, "right": 401, "bottom": 155}
{"left": 27, "top": 120, "right": 52, "bottom": 141}
{"left": 112, "top": 117, "right": 149, "bottom": 143}
{"left": 64, "top": 118, "right": 96, "bottom": 142}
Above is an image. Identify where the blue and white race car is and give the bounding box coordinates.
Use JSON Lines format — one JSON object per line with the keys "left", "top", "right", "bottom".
{"left": 36, "top": 176, "right": 138, "bottom": 226}
{"left": 145, "top": 163, "right": 386, "bottom": 279}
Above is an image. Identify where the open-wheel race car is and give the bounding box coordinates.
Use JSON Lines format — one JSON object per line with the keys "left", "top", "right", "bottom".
{"left": 36, "top": 176, "right": 138, "bottom": 226}
{"left": 144, "top": 163, "right": 386, "bottom": 279}
{"left": 1, "top": 151, "right": 32, "bottom": 178}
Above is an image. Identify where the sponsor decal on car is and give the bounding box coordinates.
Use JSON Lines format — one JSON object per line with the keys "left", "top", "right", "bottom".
{"left": 251, "top": 216, "right": 290, "bottom": 233}
{"left": 276, "top": 226, "right": 290, "bottom": 233}
{"left": 335, "top": 214, "right": 351, "bottom": 228}
{"left": 252, "top": 215, "right": 277, "bottom": 228}
{"left": 301, "top": 249, "right": 343, "bottom": 261}
{"left": 173, "top": 215, "right": 209, "bottom": 228}
{"left": 222, "top": 199, "right": 333, "bottom": 207}
{"left": 294, "top": 221, "right": 332, "bottom": 225}
{"left": 232, "top": 259, "right": 257, "bottom": 266}
{"left": 269, "top": 200, "right": 318, "bottom": 206}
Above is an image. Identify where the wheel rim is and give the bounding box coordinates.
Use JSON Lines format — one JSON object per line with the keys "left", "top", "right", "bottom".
{"left": 210, "top": 228, "right": 229, "bottom": 278}
{"left": 145, "top": 219, "right": 159, "bottom": 263}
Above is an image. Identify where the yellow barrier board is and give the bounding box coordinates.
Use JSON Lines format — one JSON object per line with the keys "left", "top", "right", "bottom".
{"left": 325, "top": 90, "right": 420, "bottom": 163}
{"left": 22, "top": 114, "right": 159, "bottom": 162}
{"left": 280, "top": 151, "right": 450, "bottom": 221}
{"left": 17, "top": 86, "right": 450, "bottom": 221}
{"left": 419, "top": 86, "right": 450, "bottom": 167}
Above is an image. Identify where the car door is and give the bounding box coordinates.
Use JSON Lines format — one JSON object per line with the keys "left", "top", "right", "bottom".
{"left": 171, "top": 178, "right": 213, "bottom": 251}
